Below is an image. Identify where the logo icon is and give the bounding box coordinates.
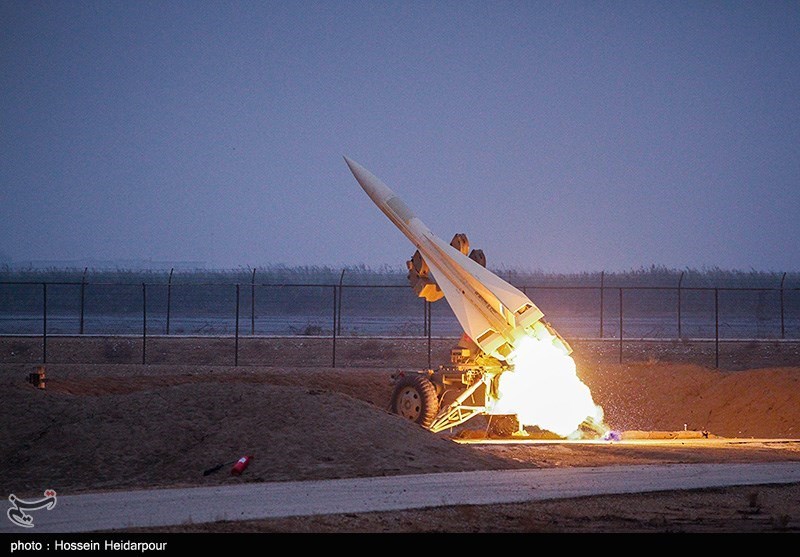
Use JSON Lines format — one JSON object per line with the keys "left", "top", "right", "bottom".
{"left": 7, "top": 490, "right": 57, "bottom": 528}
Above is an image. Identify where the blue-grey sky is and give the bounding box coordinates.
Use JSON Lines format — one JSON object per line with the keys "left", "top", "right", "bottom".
{"left": 2, "top": 1, "right": 799, "bottom": 272}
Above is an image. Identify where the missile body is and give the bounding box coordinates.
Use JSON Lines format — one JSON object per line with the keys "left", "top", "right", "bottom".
{"left": 344, "top": 157, "right": 567, "bottom": 362}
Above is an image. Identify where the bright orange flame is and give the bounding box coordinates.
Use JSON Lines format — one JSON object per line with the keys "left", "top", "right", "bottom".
{"left": 490, "top": 334, "right": 606, "bottom": 438}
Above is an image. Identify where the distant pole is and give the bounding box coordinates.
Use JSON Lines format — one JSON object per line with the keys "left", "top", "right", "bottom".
{"left": 332, "top": 286, "right": 337, "bottom": 368}
{"left": 142, "top": 283, "right": 147, "bottom": 365}
{"left": 677, "top": 271, "right": 684, "bottom": 339}
{"left": 780, "top": 272, "right": 786, "bottom": 339}
{"left": 618, "top": 288, "right": 623, "bottom": 364}
{"left": 251, "top": 267, "right": 256, "bottom": 336}
{"left": 166, "top": 268, "right": 174, "bottom": 335}
{"left": 337, "top": 269, "right": 345, "bottom": 335}
{"left": 42, "top": 282, "right": 47, "bottom": 364}
{"left": 79, "top": 267, "right": 87, "bottom": 335}
{"left": 714, "top": 288, "right": 719, "bottom": 368}
{"left": 234, "top": 284, "right": 240, "bottom": 366}
{"left": 599, "top": 271, "right": 605, "bottom": 338}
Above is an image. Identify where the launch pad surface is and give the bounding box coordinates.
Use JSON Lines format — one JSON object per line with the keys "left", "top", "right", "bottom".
{"left": 453, "top": 436, "right": 800, "bottom": 447}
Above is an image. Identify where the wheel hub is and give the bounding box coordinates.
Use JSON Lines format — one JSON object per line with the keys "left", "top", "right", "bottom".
{"left": 397, "top": 386, "right": 422, "bottom": 420}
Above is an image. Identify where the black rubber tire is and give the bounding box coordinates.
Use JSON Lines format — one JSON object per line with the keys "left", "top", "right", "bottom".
{"left": 391, "top": 374, "right": 439, "bottom": 429}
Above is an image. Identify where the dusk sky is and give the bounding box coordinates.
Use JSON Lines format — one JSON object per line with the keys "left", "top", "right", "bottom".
{"left": 2, "top": 1, "right": 798, "bottom": 273}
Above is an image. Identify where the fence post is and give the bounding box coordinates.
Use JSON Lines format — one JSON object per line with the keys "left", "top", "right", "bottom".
{"left": 618, "top": 288, "right": 623, "bottom": 364}
{"left": 79, "top": 267, "right": 87, "bottom": 334}
{"left": 714, "top": 287, "right": 719, "bottom": 368}
{"left": 422, "top": 297, "right": 427, "bottom": 337}
{"left": 42, "top": 282, "right": 47, "bottom": 364}
{"left": 251, "top": 268, "right": 256, "bottom": 336}
{"left": 677, "top": 271, "right": 684, "bottom": 339}
{"left": 166, "top": 268, "right": 174, "bottom": 335}
{"left": 142, "top": 283, "right": 147, "bottom": 365}
{"left": 235, "top": 284, "right": 240, "bottom": 366}
{"left": 780, "top": 272, "right": 786, "bottom": 339}
{"left": 332, "top": 286, "right": 337, "bottom": 368}
{"left": 600, "top": 271, "right": 604, "bottom": 338}
{"left": 337, "top": 269, "right": 345, "bottom": 335}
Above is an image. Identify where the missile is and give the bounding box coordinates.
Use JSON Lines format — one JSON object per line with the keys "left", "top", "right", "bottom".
{"left": 344, "top": 156, "right": 570, "bottom": 362}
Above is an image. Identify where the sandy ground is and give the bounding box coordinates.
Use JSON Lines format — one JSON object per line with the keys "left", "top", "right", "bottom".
{"left": 1, "top": 337, "right": 799, "bottom": 532}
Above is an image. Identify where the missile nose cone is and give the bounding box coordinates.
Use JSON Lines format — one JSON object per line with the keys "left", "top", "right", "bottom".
{"left": 343, "top": 156, "right": 370, "bottom": 188}
{"left": 342, "top": 155, "right": 357, "bottom": 173}
{"left": 342, "top": 155, "right": 356, "bottom": 168}
{"left": 343, "top": 156, "right": 395, "bottom": 205}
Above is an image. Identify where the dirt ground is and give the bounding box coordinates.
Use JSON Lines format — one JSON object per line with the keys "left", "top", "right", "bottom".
{"left": 1, "top": 337, "right": 799, "bottom": 533}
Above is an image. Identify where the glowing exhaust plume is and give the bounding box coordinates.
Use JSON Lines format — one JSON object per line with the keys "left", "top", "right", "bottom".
{"left": 490, "top": 334, "right": 606, "bottom": 438}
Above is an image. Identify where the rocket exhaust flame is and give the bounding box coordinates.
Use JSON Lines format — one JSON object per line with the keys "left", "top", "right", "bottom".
{"left": 491, "top": 335, "right": 606, "bottom": 438}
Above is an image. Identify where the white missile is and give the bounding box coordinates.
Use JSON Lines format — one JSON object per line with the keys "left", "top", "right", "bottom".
{"left": 344, "top": 156, "right": 569, "bottom": 362}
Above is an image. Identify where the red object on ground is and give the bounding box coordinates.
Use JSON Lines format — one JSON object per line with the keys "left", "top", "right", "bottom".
{"left": 231, "top": 455, "right": 253, "bottom": 476}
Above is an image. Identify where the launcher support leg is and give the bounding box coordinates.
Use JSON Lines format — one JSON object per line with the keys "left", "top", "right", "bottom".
{"left": 429, "top": 375, "right": 488, "bottom": 433}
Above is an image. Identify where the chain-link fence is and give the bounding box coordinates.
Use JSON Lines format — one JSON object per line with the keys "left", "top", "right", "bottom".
{"left": 1, "top": 279, "right": 798, "bottom": 368}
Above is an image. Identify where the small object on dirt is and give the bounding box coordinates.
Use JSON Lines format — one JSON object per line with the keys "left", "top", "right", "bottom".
{"left": 231, "top": 455, "right": 253, "bottom": 476}
{"left": 603, "top": 430, "right": 622, "bottom": 441}
{"left": 27, "top": 366, "right": 46, "bottom": 390}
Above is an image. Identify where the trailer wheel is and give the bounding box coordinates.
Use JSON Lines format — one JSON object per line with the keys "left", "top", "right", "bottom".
{"left": 391, "top": 374, "right": 439, "bottom": 428}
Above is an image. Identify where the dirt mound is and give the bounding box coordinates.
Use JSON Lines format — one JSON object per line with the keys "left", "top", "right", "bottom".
{"left": 580, "top": 363, "right": 800, "bottom": 438}
{"left": 2, "top": 357, "right": 799, "bottom": 498}
{"left": 0, "top": 378, "right": 514, "bottom": 496}
{"left": 9, "top": 364, "right": 396, "bottom": 408}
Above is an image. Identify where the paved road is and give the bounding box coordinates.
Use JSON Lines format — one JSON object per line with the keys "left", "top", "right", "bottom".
{"left": 4, "top": 462, "right": 800, "bottom": 533}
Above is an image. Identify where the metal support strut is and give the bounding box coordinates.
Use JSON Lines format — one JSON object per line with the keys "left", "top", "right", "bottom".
{"left": 429, "top": 374, "right": 489, "bottom": 433}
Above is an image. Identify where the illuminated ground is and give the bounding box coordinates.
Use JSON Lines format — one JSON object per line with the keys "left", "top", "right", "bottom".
{"left": 454, "top": 437, "right": 800, "bottom": 446}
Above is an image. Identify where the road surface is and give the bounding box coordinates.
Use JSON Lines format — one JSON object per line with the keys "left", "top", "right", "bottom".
{"left": 4, "top": 462, "right": 799, "bottom": 533}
